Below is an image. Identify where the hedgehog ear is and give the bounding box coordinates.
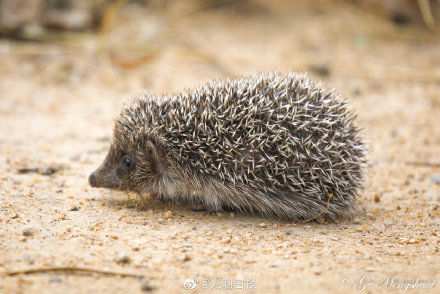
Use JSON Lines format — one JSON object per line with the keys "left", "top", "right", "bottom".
{"left": 146, "top": 140, "right": 165, "bottom": 174}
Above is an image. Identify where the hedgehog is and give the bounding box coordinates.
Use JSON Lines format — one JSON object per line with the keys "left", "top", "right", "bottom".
{"left": 88, "top": 72, "right": 367, "bottom": 220}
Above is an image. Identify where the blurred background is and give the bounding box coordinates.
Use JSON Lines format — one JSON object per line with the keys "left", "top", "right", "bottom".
{"left": 1, "top": 0, "right": 439, "bottom": 92}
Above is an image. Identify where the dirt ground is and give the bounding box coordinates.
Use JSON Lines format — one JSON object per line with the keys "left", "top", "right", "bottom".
{"left": 1, "top": 1, "right": 440, "bottom": 293}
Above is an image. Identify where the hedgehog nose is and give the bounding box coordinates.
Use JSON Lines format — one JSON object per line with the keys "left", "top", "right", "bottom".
{"left": 89, "top": 172, "right": 98, "bottom": 187}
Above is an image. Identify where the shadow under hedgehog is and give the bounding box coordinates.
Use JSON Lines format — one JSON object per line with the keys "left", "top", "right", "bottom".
{"left": 89, "top": 72, "right": 367, "bottom": 221}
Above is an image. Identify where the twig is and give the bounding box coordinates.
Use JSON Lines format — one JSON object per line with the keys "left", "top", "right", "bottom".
{"left": 1, "top": 266, "right": 145, "bottom": 278}
{"left": 301, "top": 193, "right": 333, "bottom": 223}
{"left": 418, "top": 0, "right": 436, "bottom": 29}
{"left": 405, "top": 161, "right": 440, "bottom": 168}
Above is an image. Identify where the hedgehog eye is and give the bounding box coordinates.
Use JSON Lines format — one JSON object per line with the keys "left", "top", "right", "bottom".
{"left": 122, "top": 155, "right": 134, "bottom": 169}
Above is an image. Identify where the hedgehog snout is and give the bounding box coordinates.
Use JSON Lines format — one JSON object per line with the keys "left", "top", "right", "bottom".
{"left": 88, "top": 168, "right": 128, "bottom": 190}
{"left": 88, "top": 170, "right": 108, "bottom": 188}
{"left": 88, "top": 172, "right": 100, "bottom": 187}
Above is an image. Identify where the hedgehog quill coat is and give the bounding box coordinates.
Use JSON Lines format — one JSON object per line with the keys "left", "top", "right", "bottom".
{"left": 89, "top": 73, "right": 367, "bottom": 220}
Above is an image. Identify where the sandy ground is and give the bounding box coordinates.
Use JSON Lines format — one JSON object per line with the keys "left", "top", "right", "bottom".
{"left": 1, "top": 1, "right": 440, "bottom": 293}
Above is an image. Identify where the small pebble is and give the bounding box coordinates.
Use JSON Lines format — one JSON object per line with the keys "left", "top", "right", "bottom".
{"left": 366, "top": 213, "right": 376, "bottom": 220}
{"left": 430, "top": 175, "right": 440, "bottom": 184}
{"left": 164, "top": 211, "right": 173, "bottom": 218}
{"left": 399, "top": 238, "right": 409, "bottom": 244}
{"left": 116, "top": 255, "right": 131, "bottom": 265}
{"left": 285, "top": 230, "right": 291, "bottom": 235}
{"left": 11, "top": 213, "right": 19, "bottom": 219}
{"left": 312, "top": 267, "right": 322, "bottom": 275}
{"left": 141, "top": 284, "right": 154, "bottom": 292}
{"left": 374, "top": 193, "right": 381, "bottom": 203}
{"left": 179, "top": 253, "right": 191, "bottom": 262}
{"left": 22, "top": 228, "right": 34, "bottom": 237}
{"left": 57, "top": 180, "right": 65, "bottom": 187}
{"left": 23, "top": 255, "right": 34, "bottom": 265}
{"left": 49, "top": 275, "right": 62, "bottom": 283}
{"left": 259, "top": 223, "right": 267, "bottom": 228}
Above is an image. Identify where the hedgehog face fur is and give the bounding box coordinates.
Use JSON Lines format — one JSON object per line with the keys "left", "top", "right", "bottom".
{"left": 88, "top": 130, "right": 165, "bottom": 193}
{"left": 89, "top": 72, "right": 367, "bottom": 220}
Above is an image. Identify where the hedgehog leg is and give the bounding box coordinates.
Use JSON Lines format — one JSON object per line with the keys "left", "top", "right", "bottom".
{"left": 190, "top": 203, "right": 208, "bottom": 211}
{"left": 189, "top": 196, "right": 219, "bottom": 213}
{"left": 190, "top": 201, "right": 220, "bottom": 213}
